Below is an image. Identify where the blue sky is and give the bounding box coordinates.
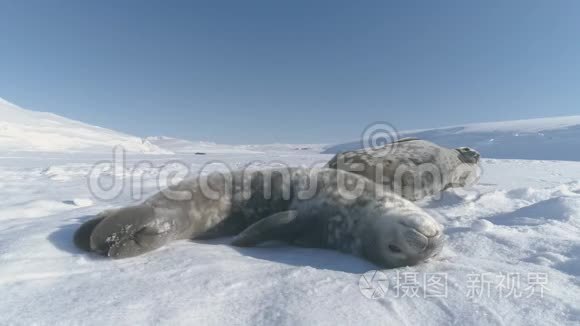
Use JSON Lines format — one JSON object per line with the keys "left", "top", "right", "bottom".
{"left": 1, "top": 0, "right": 579, "bottom": 144}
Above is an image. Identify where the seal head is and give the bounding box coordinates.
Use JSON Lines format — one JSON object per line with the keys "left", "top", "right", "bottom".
{"left": 357, "top": 196, "right": 444, "bottom": 268}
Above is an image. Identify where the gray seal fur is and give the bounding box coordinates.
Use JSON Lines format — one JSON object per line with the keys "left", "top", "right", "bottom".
{"left": 74, "top": 168, "right": 443, "bottom": 268}
{"left": 326, "top": 138, "right": 481, "bottom": 201}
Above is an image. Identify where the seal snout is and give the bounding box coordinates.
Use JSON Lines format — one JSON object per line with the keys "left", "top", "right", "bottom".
{"left": 398, "top": 217, "right": 444, "bottom": 259}
{"left": 403, "top": 229, "right": 429, "bottom": 252}
{"left": 397, "top": 218, "right": 441, "bottom": 238}
{"left": 425, "top": 231, "right": 444, "bottom": 255}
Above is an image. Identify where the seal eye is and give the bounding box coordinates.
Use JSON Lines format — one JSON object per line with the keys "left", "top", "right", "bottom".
{"left": 388, "top": 244, "right": 402, "bottom": 253}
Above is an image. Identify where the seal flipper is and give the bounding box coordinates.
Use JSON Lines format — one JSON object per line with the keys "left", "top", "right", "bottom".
{"left": 231, "top": 210, "right": 301, "bottom": 247}
{"left": 73, "top": 216, "right": 105, "bottom": 252}
{"left": 89, "top": 205, "right": 175, "bottom": 259}
{"left": 194, "top": 217, "right": 244, "bottom": 240}
{"left": 106, "top": 225, "right": 175, "bottom": 259}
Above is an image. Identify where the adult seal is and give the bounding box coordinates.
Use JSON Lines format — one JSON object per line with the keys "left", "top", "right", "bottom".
{"left": 74, "top": 168, "right": 444, "bottom": 268}
{"left": 326, "top": 138, "right": 481, "bottom": 201}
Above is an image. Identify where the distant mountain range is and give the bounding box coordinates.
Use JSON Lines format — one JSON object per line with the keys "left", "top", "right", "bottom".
{"left": 3, "top": 97, "right": 580, "bottom": 161}
{"left": 0, "top": 97, "right": 325, "bottom": 155}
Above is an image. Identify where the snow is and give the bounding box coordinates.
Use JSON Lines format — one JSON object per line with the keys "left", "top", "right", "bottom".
{"left": 0, "top": 98, "right": 170, "bottom": 154}
{"left": 324, "top": 116, "right": 580, "bottom": 161}
{"left": 145, "top": 136, "right": 262, "bottom": 154}
{"left": 72, "top": 198, "right": 94, "bottom": 207}
{"left": 470, "top": 219, "right": 494, "bottom": 232}
{"left": 240, "top": 143, "right": 329, "bottom": 154}
{"left": 1, "top": 98, "right": 579, "bottom": 324}
{"left": 0, "top": 97, "right": 322, "bottom": 156}
{"left": 146, "top": 136, "right": 328, "bottom": 155}
{"left": 0, "top": 152, "right": 579, "bottom": 325}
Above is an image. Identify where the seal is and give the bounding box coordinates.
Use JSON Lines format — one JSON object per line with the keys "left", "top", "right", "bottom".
{"left": 74, "top": 168, "right": 444, "bottom": 268}
{"left": 326, "top": 138, "right": 481, "bottom": 201}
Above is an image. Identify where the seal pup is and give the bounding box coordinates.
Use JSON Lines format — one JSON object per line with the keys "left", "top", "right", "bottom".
{"left": 74, "top": 168, "right": 443, "bottom": 268}
{"left": 326, "top": 138, "right": 481, "bottom": 201}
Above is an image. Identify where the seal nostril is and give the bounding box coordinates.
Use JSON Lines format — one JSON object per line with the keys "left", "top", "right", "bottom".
{"left": 388, "top": 244, "right": 402, "bottom": 253}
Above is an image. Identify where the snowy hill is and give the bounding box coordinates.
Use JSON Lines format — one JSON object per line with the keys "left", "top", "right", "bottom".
{"left": 0, "top": 97, "right": 170, "bottom": 154}
{"left": 324, "top": 116, "right": 580, "bottom": 161}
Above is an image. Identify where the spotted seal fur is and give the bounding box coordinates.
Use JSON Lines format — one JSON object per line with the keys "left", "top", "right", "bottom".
{"left": 74, "top": 168, "right": 443, "bottom": 268}
{"left": 326, "top": 138, "right": 481, "bottom": 201}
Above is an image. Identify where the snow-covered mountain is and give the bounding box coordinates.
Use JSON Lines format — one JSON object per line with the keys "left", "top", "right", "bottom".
{"left": 0, "top": 97, "right": 171, "bottom": 154}
{"left": 324, "top": 116, "right": 580, "bottom": 161}
{"left": 145, "top": 136, "right": 262, "bottom": 154}
{"left": 5, "top": 95, "right": 580, "bottom": 162}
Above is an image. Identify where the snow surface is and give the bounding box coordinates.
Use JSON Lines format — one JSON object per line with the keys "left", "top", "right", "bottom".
{"left": 0, "top": 98, "right": 170, "bottom": 154}
{"left": 145, "top": 136, "right": 261, "bottom": 154}
{"left": 0, "top": 151, "right": 579, "bottom": 325}
{"left": 146, "top": 136, "right": 328, "bottom": 155}
{"left": 324, "top": 116, "right": 580, "bottom": 161}
{"left": 240, "top": 143, "right": 329, "bottom": 154}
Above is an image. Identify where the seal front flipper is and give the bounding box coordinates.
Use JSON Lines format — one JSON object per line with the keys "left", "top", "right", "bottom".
{"left": 89, "top": 205, "right": 176, "bottom": 259}
{"left": 231, "top": 210, "right": 301, "bottom": 247}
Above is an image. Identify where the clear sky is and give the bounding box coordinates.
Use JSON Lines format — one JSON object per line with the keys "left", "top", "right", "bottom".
{"left": 1, "top": 0, "right": 579, "bottom": 144}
